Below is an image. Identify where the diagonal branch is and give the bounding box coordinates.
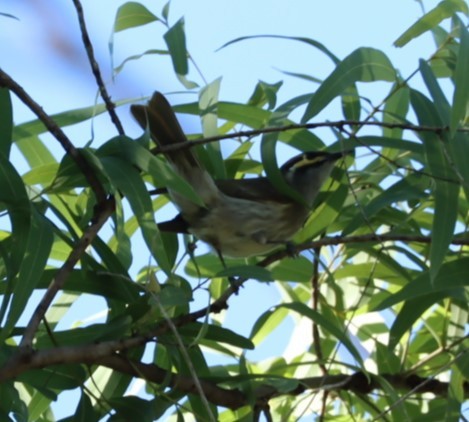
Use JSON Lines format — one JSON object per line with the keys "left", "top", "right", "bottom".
{"left": 19, "top": 197, "right": 115, "bottom": 348}
{"left": 71, "top": 0, "right": 125, "bottom": 136}
{"left": 0, "top": 69, "right": 107, "bottom": 202}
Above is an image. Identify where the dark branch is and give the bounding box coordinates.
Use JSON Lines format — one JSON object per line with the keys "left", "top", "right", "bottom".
{"left": 2, "top": 342, "right": 466, "bottom": 409}
{"left": 19, "top": 197, "right": 115, "bottom": 348}
{"left": 71, "top": 0, "right": 125, "bottom": 136}
{"left": 149, "top": 119, "right": 469, "bottom": 155}
{"left": 0, "top": 69, "right": 107, "bottom": 202}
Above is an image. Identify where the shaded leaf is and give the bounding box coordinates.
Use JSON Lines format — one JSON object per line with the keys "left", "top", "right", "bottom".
{"left": 180, "top": 323, "right": 254, "bottom": 350}
{"left": 451, "top": 22, "right": 469, "bottom": 133}
{"left": 374, "top": 257, "right": 469, "bottom": 311}
{"left": 0, "top": 87, "right": 13, "bottom": 158}
{"left": 164, "top": 17, "right": 197, "bottom": 88}
{"left": 0, "top": 210, "right": 53, "bottom": 342}
{"left": 100, "top": 156, "right": 173, "bottom": 274}
{"left": 410, "top": 90, "right": 459, "bottom": 281}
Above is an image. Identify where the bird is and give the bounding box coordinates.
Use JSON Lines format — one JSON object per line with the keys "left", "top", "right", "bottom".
{"left": 131, "top": 92, "right": 351, "bottom": 259}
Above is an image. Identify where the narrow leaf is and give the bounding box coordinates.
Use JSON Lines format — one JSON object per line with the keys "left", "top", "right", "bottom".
{"left": 451, "top": 23, "right": 469, "bottom": 133}
{"left": 261, "top": 132, "right": 305, "bottom": 205}
{"left": 302, "top": 48, "right": 396, "bottom": 122}
{"left": 281, "top": 302, "right": 364, "bottom": 367}
{"left": 217, "top": 34, "right": 340, "bottom": 65}
{"left": 373, "top": 257, "right": 469, "bottom": 311}
{"left": 100, "top": 156, "right": 172, "bottom": 274}
{"left": 410, "top": 90, "right": 459, "bottom": 281}
{"left": 113, "top": 2, "right": 158, "bottom": 33}
{"left": 164, "top": 18, "right": 189, "bottom": 77}
{"left": 0, "top": 210, "right": 53, "bottom": 341}
{"left": 394, "top": 0, "right": 469, "bottom": 47}
{"left": 0, "top": 87, "right": 13, "bottom": 158}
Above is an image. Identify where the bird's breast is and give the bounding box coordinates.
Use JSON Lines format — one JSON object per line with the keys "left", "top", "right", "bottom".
{"left": 186, "top": 195, "right": 309, "bottom": 257}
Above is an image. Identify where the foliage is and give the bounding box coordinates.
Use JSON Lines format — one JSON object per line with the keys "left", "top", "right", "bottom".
{"left": 0, "top": 1, "right": 468, "bottom": 421}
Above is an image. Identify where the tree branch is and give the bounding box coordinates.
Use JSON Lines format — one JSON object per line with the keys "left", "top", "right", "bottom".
{"left": 19, "top": 197, "right": 115, "bottom": 349}
{"left": 71, "top": 0, "right": 125, "bottom": 136}
{"left": 2, "top": 343, "right": 467, "bottom": 409}
{"left": 0, "top": 69, "right": 107, "bottom": 202}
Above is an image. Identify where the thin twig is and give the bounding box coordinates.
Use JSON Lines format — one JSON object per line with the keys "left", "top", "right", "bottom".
{"left": 71, "top": 0, "right": 125, "bottom": 136}
{"left": 0, "top": 69, "right": 107, "bottom": 202}
{"left": 151, "top": 289, "right": 216, "bottom": 422}
{"left": 150, "top": 119, "right": 468, "bottom": 155}
{"left": 311, "top": 246, "right": 327, "bottom": 375}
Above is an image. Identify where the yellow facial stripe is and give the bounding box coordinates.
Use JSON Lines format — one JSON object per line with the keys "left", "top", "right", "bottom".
{"left": 292, "top": 154, "right": 327, "bottom": 168}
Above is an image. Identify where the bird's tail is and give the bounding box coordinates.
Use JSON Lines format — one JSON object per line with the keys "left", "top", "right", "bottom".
{"left": 131, "top": 92, "right": 201, "bottom": 177}
{"left": 131, "top": 92, "right": 218, "bottom": 208}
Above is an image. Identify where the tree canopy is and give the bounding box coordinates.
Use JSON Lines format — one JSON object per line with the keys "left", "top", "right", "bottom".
{"left": 0, "top": 1, "right": 468, "bottom": 421}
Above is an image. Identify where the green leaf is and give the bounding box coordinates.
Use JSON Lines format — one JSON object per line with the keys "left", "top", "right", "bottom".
{"left": 299, "top": 167, "right": 350, "bottom": 240}
{"left": 180, "top": 323, "right": 254, "bottom": 350}
{"left": 270, "top": 256, "right": 313, "bottom": 283}
{"left": 113, "top": 48, "right": 169, "bottom": 75}
{"left": 0, "top": 87, "right": 13, "bottom": 158}
{"left": 394, "top": 0, "right": 469, "bottom": 47}
{"left": 451, "top": 23, "right": 469, "bottom": 134}
{"left": 13, "top": 97, "right": 139, "bottom": 139}
{"left": 73, "top": 393, "right": 100, "bottom": 422}
{"left": 100, "top": 156, "right": 172, "bottom": 274}
{"left": 341, "top": 84, "right": 361, "bottom": 121}
{"left": 382, "top": 83, "right": 410, "bottom": 139}
{"left": 280, "top": 302, "right": 364, "bottom": 367}
{"left": 419, "top": 59, "right": 450, "bottom": 121}
{"left": 15, "top": 133, "right": 56, "bottom": 168}
{"left": 164, "top": 17, "right": 195, "bottom": 87}
{"left": 248, "top": 80, "right": 283, "bottom": 109}
{"left": 373, "top": 257, "right": 469, "bottom": 311}
{"left": 217, "top": 34, "right": 339, "bottom": 65}
{"left": 0, "top": 382, "right": 27, "bottom": 420}
{"left": 113, "top": 2, "right": 158, "bottom": 33}
{"left": 261, "top": 132, "right": 305, "bottom": 205}
{"left": 19, "top": 364, "right": 87, "bottom": 390}
{"left": 0, "top": 210, "right": 53, "bottom": 342}
{"left": 343, "top": 173, "right": 428, "bottom": 235}
{"left": 410, "top": 90, "right": 459, "bottom": 281}
{"left": 97, "top": 136, "right": 204, "bottom": 207}
{"left": 302, "top": 48, "right": 396, "bottom": 122}
{"left": 199, "top": 78, "right": 226, "bottom": 179}
{"left": 250, "top": 306, "right": 290, "bottom": 346}
{"left": 388, "top": 295, "right": 444, "bottom": 350}
{"left": 108, "top": 396, "right": 155, "bottom": 421}
{"left": 35, "top": 318, "right": 132, "bottom": 348}
{"left": 162, "top": 1, "right": 170, "bottom": 22}
{"left": 0, "top": 12, "right": 19, "bottom": 20}
{"left": 22, "top": 162, "right": 59, "bottom": 186}
{"left": 0, "top": 155, "right": 31, "bottom": 280}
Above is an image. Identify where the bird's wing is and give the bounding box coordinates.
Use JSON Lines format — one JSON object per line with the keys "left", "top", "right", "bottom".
{"left": 215, "top": 178, "right": 293, "bottom": 203}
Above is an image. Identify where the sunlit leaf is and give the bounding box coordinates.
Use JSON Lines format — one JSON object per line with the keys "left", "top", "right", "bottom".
{"left": 113, "top": 2, "right": 158, "bottom": 33}
{"left": 394, "top": 0, "right": 469, "bottom": 47}
{"left": 302, "top": 48, "right": 396, "bottom": 122}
